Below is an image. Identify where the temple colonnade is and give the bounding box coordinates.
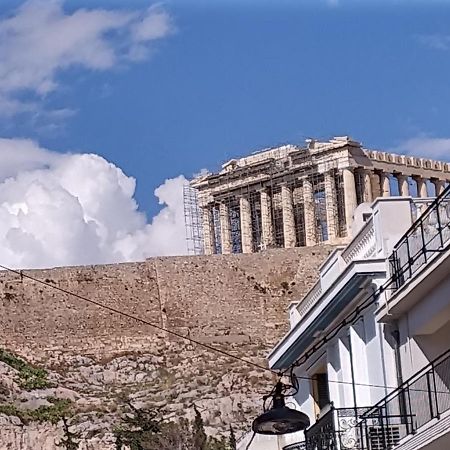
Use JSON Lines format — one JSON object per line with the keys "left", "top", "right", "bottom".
{"left": 200, "top": 168, "right": 448, "bottom": 255}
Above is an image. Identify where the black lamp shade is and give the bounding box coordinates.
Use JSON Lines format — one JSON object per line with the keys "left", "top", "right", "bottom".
{"left": 252, "top": 382, "right": 310, "bottom": 435}
{"left": 252, "top": 406, "right": 310, "bottom": 435}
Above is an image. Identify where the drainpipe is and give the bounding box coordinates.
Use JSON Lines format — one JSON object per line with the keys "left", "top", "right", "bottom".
{"left": 347, "top": 328, "right": 358, "bottom": 413}
{"left": 392, "top": 326, "right": 404, "bottom": 388}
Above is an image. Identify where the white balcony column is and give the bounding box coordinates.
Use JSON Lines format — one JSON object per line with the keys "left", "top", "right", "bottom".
{"left": 343, "top": 168, "right": 358, "bottom": 236}
{"left": 260, "top": 189, "right": 274, "bottom": 249}
{"left": 337, "top": 334, "right": 356, "bottom": 408}
{"left": 363, "top": 169, "right": 373, "bottom": 203}
{"left": 281, "top": 184, "right": 297, "bottom": 248}
{"left": 324, "top": 170, "right": 338, "bottom": 243}
{"left": 432, "top": 178, "right": 446, "bottom": 196}
{"left": 349, "top": 322, "right": 371, "bottom": 406}
{"left": 379, "top": 171, "right": 391, "bottom": 197}
{"left": 239, "top": 195, "right": 253, "bottom": 253}
{"left": 396, "top": 173, "right": 410, "bottom": 196}
{"left": 303, "top": 178, "right": 318, "bottom": 246}
{"left": 219, "top": 202, "right": 232, "bottom": 254}
{"left": 201, "top": 206, "right": 215, "bottom": 255}
{"left": 370, "top": 171, "right": 381, "bottom": 199}
{"left": 413, "top": 175, "right": 428, "bottom": 198}
{"left": 327, "top": 342, "right": 342, "bottom": 407}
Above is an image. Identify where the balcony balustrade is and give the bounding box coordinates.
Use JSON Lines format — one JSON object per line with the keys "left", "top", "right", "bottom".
{"left": 293, "top": 349, "right": 450, "bottom": 450}
{"left": 389, "top": 186, "right": 450, "bottom": 293}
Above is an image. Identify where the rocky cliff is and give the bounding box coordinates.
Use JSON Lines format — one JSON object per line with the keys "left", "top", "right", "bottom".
{"left": 0, "top": 247, "right": 332, "bottom": 449}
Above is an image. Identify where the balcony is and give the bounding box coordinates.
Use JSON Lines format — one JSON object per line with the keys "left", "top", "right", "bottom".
{"left": 389, "top": 186, "right": 450, "bottom": 294}
{"left": 301, "top": 406, "right": 370, "bottom": 450}
{"left": 359, "top": 348, "right": 450, "bottom": 449}
{"left": 286, "top": 350, "right": 450, "bottom": 450}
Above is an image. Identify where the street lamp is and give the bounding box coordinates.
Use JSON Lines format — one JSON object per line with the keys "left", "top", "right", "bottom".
{"left": 252, "top": 382, "right": 310, "bottom": 435}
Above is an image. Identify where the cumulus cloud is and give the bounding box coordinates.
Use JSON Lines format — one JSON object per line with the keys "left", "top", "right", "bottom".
{"left": 0, "top": 139, "right": 188, "bottom": 269}
{"left": 393, "top": 136, "right": 450, "bottom": 161}
{"left": 0, "top": 0, "right": 174, "bottom": 115}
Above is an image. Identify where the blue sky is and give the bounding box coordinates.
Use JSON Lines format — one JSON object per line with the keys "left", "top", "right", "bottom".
{"left": 1, "top": 0, "right": 450, "bottom": 219}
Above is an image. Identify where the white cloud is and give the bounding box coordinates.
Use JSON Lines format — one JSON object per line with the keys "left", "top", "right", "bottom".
{"left": 0, "top": 139, "right": 188, "bottom": 269}
{"left": 393, "top": 136, "right": 450, "bottom": 161}
{"left": 0, "top": 0, "right": 173, "bottom": 116}
{"left": 417, "top": 34, "right": 450, "bottom": 51}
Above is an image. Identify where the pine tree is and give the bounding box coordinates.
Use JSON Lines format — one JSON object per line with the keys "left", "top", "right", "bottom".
{"left": 192, "top": 405, "right": 207, "bottom": 450}
{"left": 228, "top": 425, "right": 236, "bottom": 450}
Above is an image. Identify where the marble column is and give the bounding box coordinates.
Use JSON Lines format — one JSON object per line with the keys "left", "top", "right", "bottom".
{"left": 370, "top": 172, "right": 381, "bottom": 200}
{"left": 239, "top": 195, "right": 253, "bottom": 253}
{"left": 432, "top": 178, "right": 446, "bottom": 196}
{"left": 303, "top": 178, "right": 317, "bottom": 246}
{"left": 260, "top": 189, "right": 274, "bottom": 249}
{"left": 413, "top": 176, "right": 428, "bottom": 198}
{"left": 201, "top": 206, "right": 215, "bottom": 255}
{"left": 281, "top": 184, "right": 296, "bottom": 248}
{"left": 219, "top": 202, "right": 232, "bottom": 254}
{"left": 363, "top": 169, "right": 373, "bottom": 203}
{"left": 324, "top": 171, "right": 338, "bottom": 243}
{"left": 343, "top": 168, "right": 358, "bottom": 237}
{"left": 396, "top": 174, "right": 410, "bottom": 196}
{"left": 379, "top": 171, "right": 391, "bottom": 197}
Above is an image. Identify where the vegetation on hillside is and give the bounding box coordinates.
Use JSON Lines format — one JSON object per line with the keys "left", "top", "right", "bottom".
{"left": 0, "top": 348, "right": 50, "bottom": 390}
{"left": 114, "top": 402, "right": 236, "bottom": 450}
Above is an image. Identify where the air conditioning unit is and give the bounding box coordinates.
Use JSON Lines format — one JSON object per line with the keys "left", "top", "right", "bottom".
{"left": 368, "top": 426, "right": 401, "bottom": 450}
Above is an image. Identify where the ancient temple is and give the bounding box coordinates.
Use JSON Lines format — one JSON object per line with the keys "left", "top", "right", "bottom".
{"left": 185, "top": 136, "right": 449, "bottom": 255}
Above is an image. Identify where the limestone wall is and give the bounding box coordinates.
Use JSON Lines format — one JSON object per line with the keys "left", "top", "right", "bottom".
{"left": 0, "top": 247, "right": 331, "bottom": 362}
{"left": 0, "top": 247, "right": 332, "bottom": 448}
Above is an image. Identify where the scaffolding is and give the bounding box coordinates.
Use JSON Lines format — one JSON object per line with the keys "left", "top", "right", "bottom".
{"left": 183, "top": 185, "right": 204, "bottom": 255}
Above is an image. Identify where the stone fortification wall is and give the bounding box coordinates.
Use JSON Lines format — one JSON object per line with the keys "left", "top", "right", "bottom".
{"left": 0, "top": 247, "right": 331, "bottom": 362}
{"left": 0, "top": 247, "right": 332, "bottom": 449}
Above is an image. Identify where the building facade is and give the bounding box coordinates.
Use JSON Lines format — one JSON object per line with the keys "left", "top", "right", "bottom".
{"left": 252, "top": 187, "right": 450, "bottom": 450}
{"left": 187, "top": 137, "right": 450, "bottom": 255}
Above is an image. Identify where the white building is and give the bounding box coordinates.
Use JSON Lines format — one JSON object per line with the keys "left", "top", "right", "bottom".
{"left": 242, "top": 187, "right": 450, "bottom": 450}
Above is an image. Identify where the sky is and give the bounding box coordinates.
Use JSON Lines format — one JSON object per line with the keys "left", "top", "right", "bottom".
{"left": 0, "top": 0, "right": 450, "bottom": 268}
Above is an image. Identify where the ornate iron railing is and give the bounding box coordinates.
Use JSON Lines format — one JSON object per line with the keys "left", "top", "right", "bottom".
{"left": 389, "top": 185, "right": 450, "bottom": 293}
{"left": 359, "top": 348, "right": 450, "bottom": 450}
{"left": 303, "top": 406, "right": 371, "bottom": 450}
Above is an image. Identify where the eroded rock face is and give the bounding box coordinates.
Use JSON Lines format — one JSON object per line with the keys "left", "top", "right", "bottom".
{"left": 0, "top": 248, "right": 332, "bottom": 449}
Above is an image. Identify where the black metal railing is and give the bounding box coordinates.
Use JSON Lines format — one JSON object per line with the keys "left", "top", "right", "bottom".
{"left": 303, "top": 406, "right": 371, "bottom": 450}
{"left": 305, "top": 408, "right": 337, "bottom": 450}
{"left": 359, "top": 348, "right": 450, "bottom": 449}
{"left": 389, "top": 185, "right": 450, "bottom": 292}
{"left": 300, "top": 350, "right": 450, "bottom": 450}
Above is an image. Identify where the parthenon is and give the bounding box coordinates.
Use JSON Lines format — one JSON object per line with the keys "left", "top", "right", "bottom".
{"left": 184, "top": 136, "right": 450, "bottom": 255}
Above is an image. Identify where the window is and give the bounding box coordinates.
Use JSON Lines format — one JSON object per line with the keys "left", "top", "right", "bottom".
{"left": 312, "top": 369, "right": 330, "bottom": 414}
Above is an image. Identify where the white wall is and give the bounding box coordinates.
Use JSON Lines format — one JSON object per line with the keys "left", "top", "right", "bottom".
{"left": 398, "top": 275, "right": 450, "bottom": 381}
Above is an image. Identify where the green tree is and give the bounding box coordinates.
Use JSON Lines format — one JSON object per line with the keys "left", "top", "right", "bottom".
{"left": 114, "top": 403, "right": 231, "bottom": 450}
{"left": 192, "top": 405, "right": 207, "bottom": 450}
{"left": 228, "top": 425, "right": 236, "bottom": 450}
